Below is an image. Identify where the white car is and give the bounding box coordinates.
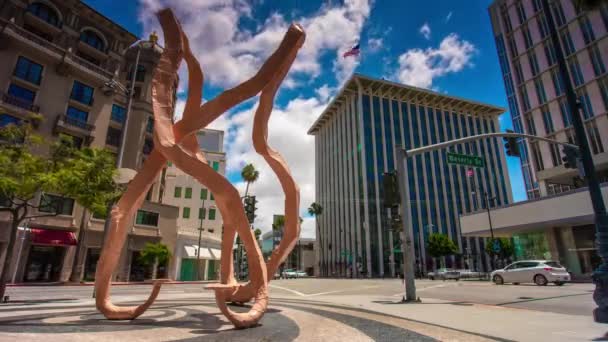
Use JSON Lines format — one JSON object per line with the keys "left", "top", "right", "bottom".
{"left": 491, "top": 260, "right": 570, "bottom": 286}
{"left": 428, "top": 268, "right": 460, "bottom": 281}
{"left": 295, "top": 270, "right": 307, "bottom": 278}
{"left": 281, "top": 269, "right": 297, "bottom": 279}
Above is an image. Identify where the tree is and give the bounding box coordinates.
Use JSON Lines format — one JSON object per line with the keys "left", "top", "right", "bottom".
{"left": 241, "top": 163, "right": 259, "bottom": 197}
{"left": 485, "top": 237, "right": 515, "bottom": 266}
{"left": 138, "top": 242, "right": 171, "bottom": 280}
{"left": 254, "top": 228, "right": 262, "bottom": 242}
{"left": 426, "top": 233, "right": 459, "bottom": 269}
{"left": 0, "top": 123, "right": 118, "bottom": 298}
{"left": 308, "top": 202, "right": 324, "bottom": 276}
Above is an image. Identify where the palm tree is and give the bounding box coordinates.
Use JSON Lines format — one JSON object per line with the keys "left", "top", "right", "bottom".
{"left": 308, "top": 202, "right": 324, "bottom": 277}
{"left": 241, "top": 163, "right": 259, "bottom": 197}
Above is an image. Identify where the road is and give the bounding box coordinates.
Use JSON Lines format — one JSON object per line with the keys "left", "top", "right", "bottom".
{"left": 5, "top": 278, "right": 594, "bottom": 316}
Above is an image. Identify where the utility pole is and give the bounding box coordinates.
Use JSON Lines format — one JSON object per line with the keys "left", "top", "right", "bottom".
{"left": 540, "top": 0, "right": 608, "bottom": 323}
{"left": 195, "top": 199, "right": 205, "bottom": 281}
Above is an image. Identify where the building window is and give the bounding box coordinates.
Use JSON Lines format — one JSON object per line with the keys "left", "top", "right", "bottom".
{"left": 553, "top": 2, "right": 567, "bottom": 27}
{"left": 71, "top": 81, "right": 94, "bottom": 106}
{"left": 528, "top": 52, "right": 540, "bottom": 76}
{"left": 544, "top": 41, "right": 556, "bottom": 66}
{"left": 559, "top": 98, "right": 572, "bottom": 128}
{"left": 185, "top": 187, "right": 192, "bottom": 199}
{"left": 212, "top": 161, "right": 219, "bottom": 172}
{"left": 146, "top": 117, "right": 154, "bottom": 133}
{"left": 106, "top": 126, "right": 121, "bottom": 147}
{"left": 198, "top": 207, "right": 206, "bottom": 220}
{"left": 560, "top": 29, "right": 575, "bottom": 56}
{"left": 522, "top": 25, "right": 533, "bottom": 50}
{"left": 587, "top": 120, "right": 604, "bottom": 155}
{"left": 0, "top": 114, "right": 21, "bottom": 128}
{"left": 534, "top": 78, "right": 547, "bottom": 104}
{"left": 8, "top": 83, "right": 35, "bottom": 103}
{"left": 541, "top": 107, "right": 554, "bottom": 134}
{"left": 601, "top": 4, "right": 608, "bottom": 31}
{"left": 14, "top": 56, "right": 43, "bottom": 85}
{"left": 532, "top": 0, "right": 542, "bottom": 12}
{"left": 210, "top": 193, "right": 215, "bottom": 201}
{"left": 80, "top": 30, "right": 105, "bottom": 52}
{"left": 508, "top": 37, "right": 518, "bottom": 58}
{"left": 135, "top": 210, "right": 159, "bottom": 226}
{"left": 589, "top": 45, "right": 606, "bottom": 77}
{"left": 579, "top": 15, "right": 595, "bottom": 45}
{"left": 577, "top": 88, "right": 594, "bottom": 119}
{"left": 568, "top": 57, "right": 584, "bottom": 87}
{"left": 182, "top": 207, "right": 190, "bottom": 219}
{"left": 537, "top": 14, "right": 549, "bottom": 39}
{"left": 174, "top": 186, "right": 182, "bottom": 198}
{"left": 531, "top": 142, "right": 544, "bottom": 171}
{"left": 127, "top": 65, "right": 146, "bottom": 82}
{"left": 27, "top": 2, "right": 60, "bottom": 27}
{"left": 513, "top": 60, "right": 524, "bottom": 84}
{"left": 208, "top": 208, "right": 216, "bottom": 220}
{"left": 143, "top": 138, "right": 153, "bottom": 155}
{"left": 516, "top": 1, "right": 527, "bottom": 24}
{"left": 66, "top": 106, "right": 89, "bottom": 123}
{"left": 549, "top": 142, "right": 562, "bottom": 167}
{"left": 200, "top": 188, "right": 208, "bottom": 200}
{"left": 551, "top": 68, "right": 564, "bottom": 96}
{"left": 525, "top": 114, "right": 537, "bottom": 135}
{"left": 501, "top": 5, "right": 512, "bottom": 32}
{"left": 39, "top": 194, "right": 74, "bottom": 215}
{"left": 520, "top": 86, "right": 531, "bottom": 112}
{"left": 111, "top": 104, "right": 126, "bottom": 123}
{"left": 599, "top": 77, "right": 608, "bottom": 111}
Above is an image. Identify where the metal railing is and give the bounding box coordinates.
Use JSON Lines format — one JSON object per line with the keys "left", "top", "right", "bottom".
{"left": 59, "top": 114, "right": 94, "bottom": 131}
{"left": 1, "top": 92, "right": 39, "bottom": 112}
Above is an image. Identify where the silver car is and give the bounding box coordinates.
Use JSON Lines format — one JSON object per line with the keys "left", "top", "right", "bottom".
{"left": 491, "top": 260, "right": 570, "bottom": 286}
{"left": 428, "top": 268, "right": 460, "bottom": 281}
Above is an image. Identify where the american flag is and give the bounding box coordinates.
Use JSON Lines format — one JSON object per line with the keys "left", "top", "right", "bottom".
{"left": 343, "top": 43, "right": 360, "bottom": 58}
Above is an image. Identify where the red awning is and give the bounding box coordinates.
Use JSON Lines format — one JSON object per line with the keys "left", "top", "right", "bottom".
{"left": 30, "top": 228, "right": 77, "bottom": 246}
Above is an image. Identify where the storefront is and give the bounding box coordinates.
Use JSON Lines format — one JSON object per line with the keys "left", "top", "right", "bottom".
{"left": 20, "top": 228, "right": 77, "bottom": 283}
{"left": 174, "top": 234, "right": 221, "bottom": 281}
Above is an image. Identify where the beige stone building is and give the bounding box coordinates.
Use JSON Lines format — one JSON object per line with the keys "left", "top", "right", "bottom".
{"left": 0, "top": 0, "right": 180, "bottom": 283}
{"left": 161, "top": 129, "right": 225, "bottom": 281}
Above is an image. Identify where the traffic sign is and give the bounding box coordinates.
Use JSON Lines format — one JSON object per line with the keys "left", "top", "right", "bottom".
{"left": 447, "top": 152, "right": 485, "bottom": 168}
{"left": 493, "top": 239, "right": 501, "bottom": 253}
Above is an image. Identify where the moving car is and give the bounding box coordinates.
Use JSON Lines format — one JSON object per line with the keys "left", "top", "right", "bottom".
{"left": 491, "top": 260, "right": 570, "bottom": 286}
{"left": 428, "top": 268, "right": 460, "bottom": 280}
{"left": 281, "top": 269, "right": 297, "bottom": 279}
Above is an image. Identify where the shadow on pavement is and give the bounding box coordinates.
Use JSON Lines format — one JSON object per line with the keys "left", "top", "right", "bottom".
{"left": 372, "top": 300, "right": 474, "bottom": 306}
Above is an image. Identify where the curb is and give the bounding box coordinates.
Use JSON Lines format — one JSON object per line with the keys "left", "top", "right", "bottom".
{"left": 7, "top": 280, "right": 216, "bottom": 287}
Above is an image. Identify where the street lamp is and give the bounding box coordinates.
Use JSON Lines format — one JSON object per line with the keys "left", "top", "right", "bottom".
{"left": 471, "top": 188, "right": 496, "bottom": 271}
{"left": 195, "top": 199, "right": 206, "bottom": 281}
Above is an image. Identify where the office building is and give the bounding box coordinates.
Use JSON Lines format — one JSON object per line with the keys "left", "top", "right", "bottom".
{"left": 0, "top": 0, "right": 179, "bottom": 283}
{"left": 461, "top": 0, "right": 608, "bottom": 280}
{"left": 161, "top": 129, "right": 225, "bottom": 281}
{"left": 308, "top": 74, "right": 512, "bottom": 278}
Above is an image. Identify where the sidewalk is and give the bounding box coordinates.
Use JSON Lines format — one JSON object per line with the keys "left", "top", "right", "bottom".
{"left": 7, "top": 280, "right": 216, "bottom": 287}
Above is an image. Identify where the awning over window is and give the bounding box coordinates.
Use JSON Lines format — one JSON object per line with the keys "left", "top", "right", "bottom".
{"left": 183, "top": 245, "right": 221, "bottom": 260}
{"left": 30, "top": 228, "right": 77, "bottom": 246}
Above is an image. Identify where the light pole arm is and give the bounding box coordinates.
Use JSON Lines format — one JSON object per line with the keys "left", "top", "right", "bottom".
{"left": 402, "top": 132, "right": 579, "bottom": 158}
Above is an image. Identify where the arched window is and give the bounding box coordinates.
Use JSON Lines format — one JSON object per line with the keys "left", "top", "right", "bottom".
{"left": 27, "top": 2, "right": 60, "bottom": 27}
{"left": 80, "top": 30, "right": 105, "bottom": 52}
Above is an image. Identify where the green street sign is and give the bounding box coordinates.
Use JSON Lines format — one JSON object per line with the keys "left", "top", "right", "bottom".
{"left": 446, "top": 152, "right": 485, "bottom": 168}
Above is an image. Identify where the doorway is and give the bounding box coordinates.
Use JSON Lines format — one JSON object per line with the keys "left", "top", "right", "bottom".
{"left": 24, "top": 245, "right": 65, "bottom": 282}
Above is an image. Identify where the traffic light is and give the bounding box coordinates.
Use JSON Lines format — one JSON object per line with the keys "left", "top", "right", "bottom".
{"left": 244, "top": 195, "right": 257, "bottom": 223}
{"left": 562, "top": 145, "right": 580, "bottom": 169}
{"left": 503, "top": 129, "right": 520, "bottom": 157}
{"left": 382, "top": 171, "right": 400, "bottom": 208}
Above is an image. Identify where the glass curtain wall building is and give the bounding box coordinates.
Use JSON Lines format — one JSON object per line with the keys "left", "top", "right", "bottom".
{"left": 308, "top": 74, "right": 513, "bottom": 278}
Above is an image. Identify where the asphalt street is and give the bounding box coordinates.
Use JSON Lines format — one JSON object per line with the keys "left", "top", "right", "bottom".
{"left": 4, "top": 278, "right": 594, "bottom": 316}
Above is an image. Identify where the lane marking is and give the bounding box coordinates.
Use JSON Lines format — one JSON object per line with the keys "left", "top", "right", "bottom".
{"left": 270, "top": 284, "right": 381, "bottom": 297}
{"left": 269, "top": 284, "right": 307, "bottom": 297}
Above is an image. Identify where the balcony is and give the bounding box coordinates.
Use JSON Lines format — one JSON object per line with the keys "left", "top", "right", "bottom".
{"left": 55, "top": 114, "right": 95, "bottom": 142}
{"left": 1, "top": 92, "right": 39, "bottom": 112}
{"left": 23, "top": 11, "right": 62, "bottom": 37}
{"left": 57, "top": 114, "right": 94, "bottom": 131}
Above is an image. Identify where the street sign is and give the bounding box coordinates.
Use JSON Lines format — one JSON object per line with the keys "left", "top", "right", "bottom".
{"left": 447, "top": 152, "right": 485, "bottom": 168}
{"left": 493, "top": 239, "right": 501, "bottom": 253}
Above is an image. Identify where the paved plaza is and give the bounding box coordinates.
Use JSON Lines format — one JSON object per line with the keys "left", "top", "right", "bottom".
{"left": 0, "top": 279, "right": 604, "bottom": 341}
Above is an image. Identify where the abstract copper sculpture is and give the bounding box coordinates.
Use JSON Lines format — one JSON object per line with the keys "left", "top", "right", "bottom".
{"left": 94, "top": 8, "right": 305, "bottom": 328}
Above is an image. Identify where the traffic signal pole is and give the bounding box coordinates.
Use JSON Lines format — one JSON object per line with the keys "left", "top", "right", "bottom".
{"left": 395, "top": 131, "right": 576, "bottom": 302}
{"left": 541, "top": 0, "right": 608, "bottom": 323}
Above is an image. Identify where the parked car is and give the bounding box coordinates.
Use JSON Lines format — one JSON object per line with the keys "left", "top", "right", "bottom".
{"left": 491, "top": 260, "right": 570, "bottom": 286}
{"left": 457, "top": 269, "right": 486, "bottom": 279}
{"left": 428, "top": 268, "right": 460, "bottom": 281}
{"left": 295, "top": 270, "right": 308, "bottom": 278}
{"left": 281, "top": 269, "right": 297, "bottom": 279}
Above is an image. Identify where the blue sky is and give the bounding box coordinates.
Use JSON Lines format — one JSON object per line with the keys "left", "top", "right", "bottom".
{"left": 84, "top": 0, "right": 526, "bottom": 235}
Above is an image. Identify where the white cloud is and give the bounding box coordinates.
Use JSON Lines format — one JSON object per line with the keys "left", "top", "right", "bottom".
{"left": 445, "top": 11, "right": 453, "bottom": 23}
{"left": 419, "top": 22, "right": 431, "bottom": 40}
{"left": 367, "top": 37, "right": 383, "bottom": 52}
{"left": 138, "top": 1, "right": 373, "bottom": 239}
{"left": 138, "top": 0, "right": 371, "bottom": 89}
{"left": 396, "top": 33, "right": 476, "bottom": 89}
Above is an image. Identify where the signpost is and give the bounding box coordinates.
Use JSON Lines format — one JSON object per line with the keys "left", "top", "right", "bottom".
{"left": 446, "top": 152, "right": 485, "bottom": 168}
